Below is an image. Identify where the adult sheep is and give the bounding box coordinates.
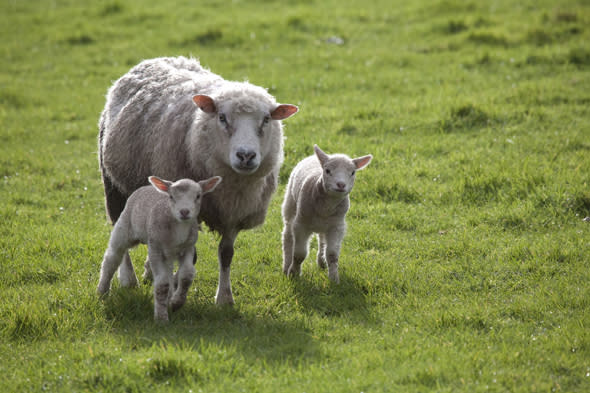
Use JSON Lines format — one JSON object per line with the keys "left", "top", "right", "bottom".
{"left": 99, "top": 56, "right": 298, "bottom": 305}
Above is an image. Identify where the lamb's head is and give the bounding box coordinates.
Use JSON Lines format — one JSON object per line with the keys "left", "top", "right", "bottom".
{"left": 193, "top": 84, "right": 298, "bottom": 176}
{"left": 314, "top": 145, "right": 373, "bottom": 196}
{"left": 149, "top": 176, "right": 223, "bottom": 222}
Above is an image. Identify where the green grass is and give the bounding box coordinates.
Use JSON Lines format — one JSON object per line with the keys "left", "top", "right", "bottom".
{"left": 1, "top": 0, "right": 590, "bottom": 391}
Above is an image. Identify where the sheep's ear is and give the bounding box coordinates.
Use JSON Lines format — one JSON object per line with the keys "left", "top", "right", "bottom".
{"left": 193, "top": 95, "right": 217, "bottom": 114}
{"left": 313, "top": 144, "right": 330, "bottom": 166}
{"left": 200, "top": 176, "right": 222, "bottom": 194}
{"left": 353, "top": 155, "right": 373, "bottom": 170}
{"left": 271, "top": 104, "right": 298, "bottom": 120}
{"left": 149, "top": 176, "right": 172, "bottom": 194}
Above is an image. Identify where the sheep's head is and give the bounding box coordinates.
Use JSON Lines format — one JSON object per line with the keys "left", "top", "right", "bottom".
{"left": 149, "top": 176, "right": 222, "bottom": 222}
{"left": 193, "top": 88, "right": 298, "bottom": 176}
{"left": 314, "top": 145, "right": 373, "bottom": 196}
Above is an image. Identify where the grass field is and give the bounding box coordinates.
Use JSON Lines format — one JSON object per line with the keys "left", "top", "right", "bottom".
{"left": 1, "top": 0, "right": 590, "bottom": 391}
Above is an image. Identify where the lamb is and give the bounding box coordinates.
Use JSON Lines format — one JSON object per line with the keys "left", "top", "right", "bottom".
{"left": 282, "top": 145, "right": 372, "bottom": 283}
{"left": 98, "top": 56, "right": 298, "bottom": 305}
{"left": 97, "top": 175, "right": 222, "bottom": 321}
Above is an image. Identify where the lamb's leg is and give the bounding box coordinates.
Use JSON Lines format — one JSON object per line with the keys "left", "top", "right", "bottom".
{"left": 316, "top": 233, "right": 327, "bottom": 269}
{"left": 118, "top": 253, "right": 139, "bottom": 288}
{"left": 325, "top": 229, "right": 345, "bottom": 284}
{"left": 143, "top": 246, "right": 196, "bottom": 284}
{"left": 215, "top": 231, "right": 237, "bottom": 305}
{"left": 97, "top": 247, "right": 126, "bottom": 295}
{"left": 170, "top": 248, "right": 196, "bottom": 312}
{"left": 282, "top": 222, "right": 295, "bottom": 274}
{"left": 288, "top": 226, "right": 311, "bottom": 277}
{"left": 101, "top": 174, "right": 139, "bottom": 288}
{"left": 97, "top": 225, "right": 129, "bottom": 294}
{"left": 149, "top": 249, "right": 173, "bottom": 322}
{"left": 142, "top": 256, "right": 152, "bottom": 283}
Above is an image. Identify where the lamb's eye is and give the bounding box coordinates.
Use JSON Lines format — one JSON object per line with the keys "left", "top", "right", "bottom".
{"left": 196, "top": 194, "right": 201, "bottom": 200}
{"left": 263, "top": 115, "right": 270, "bottom": 125}
{"left": 326, "top": 169, "right": 331, "bottom": 175}
{"left": 219, "top": 113, "right": 228, "bottom": 124}
{"left": 351, "top": 170, "right": 356, "bottom": 176}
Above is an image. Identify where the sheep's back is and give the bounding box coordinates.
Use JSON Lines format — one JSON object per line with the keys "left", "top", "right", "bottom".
{"left": 100, "top": 57, "right": 221, "bottom": 194}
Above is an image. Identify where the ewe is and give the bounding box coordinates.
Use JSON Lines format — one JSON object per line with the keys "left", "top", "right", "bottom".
{"left": 97, "top": 176, "right": 222, "bottom": 321}
{"left": 99, "top": 56, "right": 298, "bottom": 305}
{"left": 282, "top": 145, "right": 372, "bottom": 283}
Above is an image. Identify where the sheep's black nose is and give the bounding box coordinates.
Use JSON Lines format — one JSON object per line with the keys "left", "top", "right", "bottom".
{"left": 336, "top": 182, "right": 346, "bottom": 190}
{"left": 236, "top": 149, "right": 257, "bottom": 165}
{"left": 180, "top": 209, "right": 190, "bottom": 218}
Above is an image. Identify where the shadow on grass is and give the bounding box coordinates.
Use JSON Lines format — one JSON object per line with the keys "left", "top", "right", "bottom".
{"left": 101, "top": 286, "right": 319, "bottom": 364}
{"left": 288, "top": 269, "right": 376, "bottom": 324}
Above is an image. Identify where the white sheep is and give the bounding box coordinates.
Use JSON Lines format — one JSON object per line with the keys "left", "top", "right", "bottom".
{"left": 99, "top": 56, "right": 298, "bottom": 305}
{"left": 282, "top": 145, "right": 372, "bottom": 283}
{"left": 97, "top": 175, "right": 222, "bottom": 321}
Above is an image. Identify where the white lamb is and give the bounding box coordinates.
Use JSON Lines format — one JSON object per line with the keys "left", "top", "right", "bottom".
{"left": 282, "top": 145, "right": 373, "bottom": 283}
{"left": 97, "top": 175, "right": 222, "bottom": 321}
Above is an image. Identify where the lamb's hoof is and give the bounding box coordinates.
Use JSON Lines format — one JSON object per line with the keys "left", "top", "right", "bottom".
{"left": 118, "top": 275, "right": 139, "bottom": 288}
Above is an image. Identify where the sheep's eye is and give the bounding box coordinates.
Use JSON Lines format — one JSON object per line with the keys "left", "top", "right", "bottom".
{"left": 351, "top": 170, "right": 356, "bottom": 176}
{"left": 219, "top": 113, "right": 228, "bottom": 124}
{"left": 326, "top": 169, "right": 331, "bottom": 175}
{"left": 262, "top": 115, "right": 270, "bottom": 125}
{"left": 196, "top": 194, "right": 201, "bottom": 200}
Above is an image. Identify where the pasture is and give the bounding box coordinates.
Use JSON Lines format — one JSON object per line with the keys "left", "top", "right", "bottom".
{"left": 1, "top": 0, "right": 589, "bottom": 391}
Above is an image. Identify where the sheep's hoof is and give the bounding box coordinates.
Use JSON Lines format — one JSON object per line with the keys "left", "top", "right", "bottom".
{"left": 215, "top": 291, "right": 235, "bottom": 306}
{"left": 154, "top": 313, "right": 169, "bottom": 323}
{"left": 328, "top": 271, "right": 340, "bottom": 284}
{"left": 170, "top": 297, "right": 186, "bottom": 312}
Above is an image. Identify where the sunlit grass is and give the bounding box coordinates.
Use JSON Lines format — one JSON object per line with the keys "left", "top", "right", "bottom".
{"left": 1, "top": 0, "right": 589, "bottom": 392}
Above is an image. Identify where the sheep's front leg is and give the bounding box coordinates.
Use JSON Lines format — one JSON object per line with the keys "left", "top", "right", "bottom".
{"left": 216, "top": 232, "right": 237, "bottom": 305}
{"left": 325, "top": 228, "right": 345, "bottom": 284}
{"left": 170, "top": 249, "right": 196, "bottom": 312}
{"left": 149, "top": 249, "right": 173, "bottom": 321}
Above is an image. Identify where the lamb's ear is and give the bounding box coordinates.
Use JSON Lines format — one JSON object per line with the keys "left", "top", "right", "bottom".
{"left": 193, "top": 95, "right": 217, "bottom": 114}
{"left": 200, "top": 176, "right": 222, "bottom": 194}
{"left": 149, "top": 176, "right": 172, "bottom": 194}
{"left": 271, "top": 104, "right": 298, "bottom": 120}
{"left": 313, "top": 144, "right": 330, "bottom": 166}
{"left": 353, "top": 155, "right": 373, "bottom": 170}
